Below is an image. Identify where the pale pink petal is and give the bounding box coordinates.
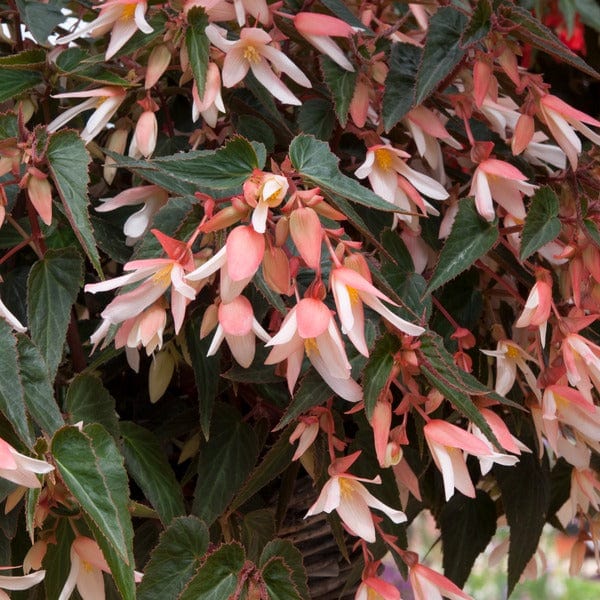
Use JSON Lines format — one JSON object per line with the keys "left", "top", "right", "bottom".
{"left": 294, "top": 13, "right": 354, "bottom": 37}
{"left": 306, "top": 477, "right": 341, "bottom": 516}
{"left": 250, "top": 59, "right": 301, "bottom": 105}
{"left": 0, "top": 571, "right": 45, "bottom": 591}
{"left": 57, "top": 549, "right": 79, "bottom": 600}
{"left": 221, "top": 47, "right": 250, "bottom": 87}
{"left": 301, "top": 34, "right": 354, "bottom": 71}
{"left": 335, "top": 482, "right": 376, "bottom": 542}
{"left": 105, "top": 18, "right": 139, "bottom": 59}
{"left": 226, "top": 225, "right": 264, "bottom": 281}
{"left": 226, "top": 331, "right": 256, "bottom": 367}
{"left": 207, "top": 324, "right": 225, "bottom": 356}
{"left": 219, "top": 296, "right": 254, "bottom": 336}
{"left": 393, "top": 162, "right": 448, "bottom": 200}
{"left": 289, "top": 207, "right": 322, "bottom": 269}
{"left": 259, "top": 45, "right": 312, "bottom": 87}
{"left": 471, "top": 169, "right": 495, "bottom": 221}
{"left": 296, "top": 298, "right": 331, "bottom": 339}
{"left": 134, "top": 2, "right": 153, "bottom": 34}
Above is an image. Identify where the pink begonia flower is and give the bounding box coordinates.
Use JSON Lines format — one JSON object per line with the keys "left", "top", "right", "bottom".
{"left": 145, "top": 44, "right": 171, "bottom": 89}
{"left": 289, "top": 415, "right": 320, "bottom": 461}
{"left": 0, "top": 569, "right": 46, "bottom": 600}
{"left": 0, "top": 438, "right": 54, "bottom": 489}
{"left": 184, "top": 0, "right": 236, "bottom": 22}
{"left": 0, "top": 295, "right": 26, "bottom": 332}
{"left": 305, "top": 451, "right": 406, "bottom": 543}
{"left": 56, "top": 1, "right": 153, "bottom": 60}
{"left": 536, "top": 93, "right": 600, "bottom": 169}
{"left": 205, "top": 25, "right": 311, "bottom": 105}
{"left": 356, "top": 561, "right": 401, "bottom": 600}
{"left": 481, "top": 340, "right": 540, "bottom": 399}
{"left": 423, "top": 420, "right": 495, "bottom": 501}
{"left": 247, "top": 172, "right": 289, "bottom": 234}
{"left": 514, "top": 274, "right": 552, "bottom": 344}
{"left": 48, "top": 87, "right": 127, "bottom": 143}
{"left": 264, "top": 298, "right": 362, "bottom": 402}
{"left": 85, "top": 229, "right": 198, "bottom": 335}
{"left": 192, "top": 64, "right": 226, "bottom": 128}
{"left": 134, "top": 110, "right": 157, "bottom": 158}
{"left": 288, "top": 207, "right": 322, "bottom": 270}
{"left": 355, "top": 145, "right": 448, "bottom": 230}
{"left": 95, "top": 185, "right": 168, "bottom": 245}
{"left": 469, "top": 158, "right": 537, "bottom": 222}
{"left": 186, "top": 225, "right": 265, "bottom": 302}
{"left": 331, "top": 262, "right": 425, "bottom": 357}
{"left": 206, "top": 295, "right": 270, "bottom": 367}
{"left": 561, "top": 333, "right": 600, "bottom": 402}
{"left": 59, "top": 536, "right": 142, "bottom": 600}
{"left": 409, "top": 562, "right": 472, "bottom": 600}
{"left": 26, "top": 170, "right": 53, "bottom": 226}
{"left": 293, "top": 12, "right": 358, "bottom": 72}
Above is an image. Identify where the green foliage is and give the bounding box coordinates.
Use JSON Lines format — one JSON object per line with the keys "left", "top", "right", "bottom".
{"left": 186, "top": 7, "right": 210, "bottom": 99}
{"left": 0, "top": 69, "right": 43, "bottom": 102}
{"left": 363, "top": 333, "right": 399, "bottom": 420}
{"left": 520, "top": 187, "right": 561, "bottom": 260}
{"left": 321, "top": 57, "right": 357, "bottom": 127}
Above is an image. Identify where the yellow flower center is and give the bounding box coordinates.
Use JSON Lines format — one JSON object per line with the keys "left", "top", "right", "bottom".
{"left": 150, "top": 265, "right": 173, "bottom": 288}
{"left": 347, "top": 286, "right": 360, "bottom": 304}
{"left": 82, "top": 560, "right": 94, "bottom": 573}
{"left": 121, "top": 3, "right": 137, "bottom": 20}
{"left": 505, "top": 344, "right": 520, "bottom": 360}
{"left": 304, "top": 337, "right": 318, "bottom": 356}
{"left": 374, "top": 148, "right": 393, "bottom": 171}
{"left": 338, "top": 477, "right": 354, "bottom": 498}
{"left": 243, "top": 45, "right": 261, "bottom": 64}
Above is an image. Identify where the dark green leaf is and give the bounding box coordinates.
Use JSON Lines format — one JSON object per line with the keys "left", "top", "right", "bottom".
{"left": 461, "top": 0, "right": 492, "bottom": 47}
{"left": 583, "top": 219, "right": 600, "bottom": 247}
{"left": 16, "top": 0, "right": 66, "bottom": 43}
{"left": 321, "top": 57, "right": 357, "bottom": 127}
{"left": 415, "top": 7, "right": 468, "bottom": 105}
{"left": 0, "top": 113, "right": 18, "bottom": 139}
{"left": 120, "top": 421, "right": 185, "bottom": 525}
{"left": 0, "top": 320, "right": 31, "bottom": 445}
{"left": 235, "top": 115, "right": 275, "bottom": 154}
{"left": 65, "top": 373, "right": 119, "bottom": 436}
{"left": 495, "top": 451, "right": 550, "bottom": 596}
{"left": 186, "top": 7, "right": 210, "bottom": 99}
{"left": 0, "top": 50, "right": 45, "bottom": 68}
{"left": 575, "top": 0, "right": 600, "bottom": 32}
{"left": 363, "top": 334, "right": 399, "bottom": 420}
{"left": 16, "top": 335, "right": 64, "bottom": 435}
{"left": 426, "top": 197, "right": 498, "bottom": 295}
{"left": 261, "top": 557, "right": 301, "bottom": 600}
{"left": 47, "top": 131, "right": 102, "bottom": 275}
{"left": 440, "top": 490, "right": 497, "bottom": 587}
{"left": 228, "top": 427, "right": 296, "bottom": 513}
{"left": 192, "top": 404, "right": 259, "bottom": 525}
{"left": 320, "top": 0, "right": 371, "bottom": 30}
{"left": 138, "top": 516, "right": 209, "bottom": 600}
{"left": 520, "top": 186, "right": 561, "bottom": 260}
{"left": 0, "top": 69, "right": 42, "bottom": 102}
{"left": 179, "top": 543, "right": 244, "bottom": 600}
{"left": 27, "top": 247, "right": 83, "bottom": 380}
{"left": 297, "top": 98, "right": 335, "bottom": 141}
{"left": 500, "top": 4, "right": 600, "bottom": 79}
{"left": 51, "top": 425, "right": 134, "bottom": 566}
{"left": 382, "top": 43, "right": 422, "bottom": 131}
{"left": 43, "top": 518, "right": 75, "bottom": 600}
{"left": 241, "top": 509, "right": 275, "bottom": 562}
{"left": 260, "top": 540, "right": 309, "bottom": 599}
{"left": 290, "top": 135, "right": 397, "bottom": 212}
{"left": 185, "top": 318, "right": 220, "bottom": 440}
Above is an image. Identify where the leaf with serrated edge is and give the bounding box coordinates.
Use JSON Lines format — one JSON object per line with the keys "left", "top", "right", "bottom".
{"left": 520, "top": 187, "right": 561, "bottom": 260}
{"left": 0, "top": 320, "right": 31, "bottom": 445}
{"left": 460, "top": 0, "right": 492, "bottom": 48}
{"left": 321, "top": 57, "right": 357, "bottom": 127}
{"left": 138, "top": 516, "right": 209, "bottom": 600}
{"left": 65, "top": 373, "right": 119, "bottom": 436}
{"left": 192, "top": 403, "right": 259, "bottom": 525}
{"left": 120, "top": 421, "right": 185, "bottom": 525}
{"left": 290, "top": 135, "right": 398, "bottom": 212}
{"left": 426, "top": 198, "right": 498, "bottom": 295}
{"left": 363, "top": 334, "right": 399, "bottom": 420}
{"left": 415, "top": 7, "right": 468, "bottom": 105}
{"left": 260, "top": 540, "right": 309, "bottom": 599}
{"left": 261, "top": 557, "right": 302, "bottom": 600}
{"left": 179, "top": 542, "right": 245, "bottom": 600}
{"left": 51, "top": 425, "right": 133, "bottom": 564}
{"left": 0, "top": 69, "right": 42, "bottom": 102}
{"left": 47, "top": 131, "right": 102, "bottom": 275}
{"left": 17, "top": 335, "right": 63, "bottom": 435}
{"left": 186, "top": 7, "right": 209, "bottom": 99}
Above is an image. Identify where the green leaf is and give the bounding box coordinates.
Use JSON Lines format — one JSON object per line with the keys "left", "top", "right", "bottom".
{"left": 43, "top": 518, "right": 75, "bottom": 600}
{"left": 320, "top": 0, "right": 371, "bottom": 30}
{"left": 460, "top": 0, "right": 492, "bottom": 47}
{"left": 289, "top": 135, "right": 397, "bottom": 212}
{"left": 54, "top": 48, "right": 134, "bottom": 87}
{"left": 27, "top": 248, "right": 83, "bottom": 380}
{"left": 16, "top": 0, "right": 66, "bottom": 43}
{"left": 0, "top": 49, "right": 45, "bottom": 68}
{"left": 520, "top": 186, "right": 561, "bottom": 260}
{"left": 120, "top": 421, "right": 185, "bottom": 525}
{"left": 241, "top": 509, "right": 275, "bottom": 562}
{"left": 0, "top": 320, "right": 31, "bottom": 445}
{"left": 228, "top": 427, "right": 296, "bottom": 513}
{"left": 575, "top": 0, "right": 600, "bottom": 32}
{"left": 192, "top": 404, "right": 259, "bottom": 525}
{"left": 297, "top": 98, "right": 335, "bottom": 141}
{"left": 495, "top": 451, "right": 550, "bottom": 596}
{"left": 321, "top": 57, "right": 357, "bottom": 127}
{"left": 47, "top": 131, "right": 103, "bottom": 275}
{"left": 185, "top": 317, "right": 221, "bottom": 440}
{"left": 426, "top": 197, "right": 498, "bottom": 295}
{"left": 440, "top": 490, "right": 497, "bottom": 587}
{"left": 138, "top": 516, "right": 209, "bottom": 600}
{"left": 363, "top": 334, "right": 399, "bottom": 420}
{"left": 16, "top": 335, "right": 64, "bottom": 435}
{"left": 65, "top": 373, "right": 119, "bottom": 436}
{"left": 179, "top": 543, "right": 244, "bottom": 600}
{"left": 583, "top": 219, "right": 600, "bottom": 247}
{"left": 0, "top": 113, "right": 18, "bottom": 139}
{"left": 261, "top": 557, "right": 301, "bottom": 600}
{"left": 235, "top": 115, "right": 275, "bottom": 154}
{"left": 186, "top": 7, "right": 210, "bottom": 99}
{"left": 415, "top": 7, "right": 468, "bottom": 105}
{"left": 260, "top": 540, "right": 309, "bottom": 599}
{"left": 382, "top": 43, "right": 422, "bottom": 131}
{"left": 51, "top": 425, "right": 134, "bottom": 565}
{"left": 0, "top": 69, "right": 42, "bottom": 102}
{"left": 500, "top": 4, "right": 600, "bottom": 79}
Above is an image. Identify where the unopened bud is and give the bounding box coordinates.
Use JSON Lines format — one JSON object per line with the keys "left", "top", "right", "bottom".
{"left": 135, "top": 110, "right": 158, "bottom": 158}
{"left": 148, "top": 350, "right": 175, "bottom": 403}
{"left": 145, "top": 44, "right": 172, "bottom": 89}
{"left": 27, "top": 174, "right": 53, "bottom": 225}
